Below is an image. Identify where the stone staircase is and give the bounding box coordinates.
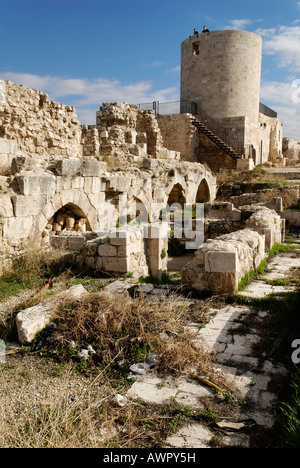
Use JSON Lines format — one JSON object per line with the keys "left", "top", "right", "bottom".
{"left": 192, "top": 118, "right": 243, "bottom": 160}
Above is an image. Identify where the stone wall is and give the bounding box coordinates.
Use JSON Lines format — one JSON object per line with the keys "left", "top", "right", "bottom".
{"left": 283, "top": 137, "right": 300, "bottom": 165}
{"left": 182, "top": 206, "right": 283, "bottom": 294}
{"left": 0, "top": 80, "right": 82, "bottom": 162}
{"left": 96, "top": 102, "right": 180, "bottom": 162}
{"left": 228, "top": 186, "right": 300, "bottom": 210}
{"left": 66, "top": 223, "right": 169, "bottom": 280}
{"left": 181, "top": 228, "right": 265, "bottom": 294}
{"left": 81, "top": 125, "right": 100, "bottom": 156}
{"left": 157, "top": 114, "right": 196, "bottom": 161}
{"left": 0, "top": 156, "right": 216, "bottom": 254}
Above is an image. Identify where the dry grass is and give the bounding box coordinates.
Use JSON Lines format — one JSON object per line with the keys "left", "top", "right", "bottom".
{"left": 0, "top": 291, "right": 228, "bottom": 449}
{"left": 52, "top": 292, "right": 217, "bottom": 379}
{"left": 216, "top": 166, "right": 294, "bottom": 186}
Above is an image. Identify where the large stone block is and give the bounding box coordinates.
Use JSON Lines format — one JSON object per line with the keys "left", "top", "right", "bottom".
{"left": 81, "top": 160, "right": 107, "bottom": 177}
{"left": 98, "top": 243, "right": 118, "bottom": 257}
{"left": 102, "top": 256, "right": 128, "bottom": 273}
{"left": 2, "top": 216, "right": 34, "bottom": 243}
{"left": 16, "top": 303, "right": 52, "bottom": 344}
{"left": 12, "top": 195, "right": 47, "bottom": 217}
{"left": 205, "top": 250, "right": 238, "bottom": 273}
{"left": 55, "top": 159, "right": 81, "bottom": 176}
{"left": 16, "top": 173, "right": 56, "bottom": 197}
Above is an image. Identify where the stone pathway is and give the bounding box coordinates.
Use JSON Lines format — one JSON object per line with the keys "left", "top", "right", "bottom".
{"left": 126, "top": 250, "right": 300, "bottom": 448}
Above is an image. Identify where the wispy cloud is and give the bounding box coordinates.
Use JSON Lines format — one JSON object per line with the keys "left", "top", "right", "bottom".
{"left": 223, "top": 19, "right": 252, "bottom": 30}
{"left": 0, "top": 72, "right": 179, "bottom": 124}
{"left": 261, "top": 79, "right": 300, "bottom": 140}
{"left": 139, "top": 61, "right": 166, "bottom": 68}
{"left": 166, "top": 65, "right": 180, "bottom": 73}
{"left": 256, "top": 25, "right": 300, "bottom": 72}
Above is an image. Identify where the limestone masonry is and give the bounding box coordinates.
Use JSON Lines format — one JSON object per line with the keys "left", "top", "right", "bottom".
{"left": 0, "top": 28, "right": 299, "bottom": 293}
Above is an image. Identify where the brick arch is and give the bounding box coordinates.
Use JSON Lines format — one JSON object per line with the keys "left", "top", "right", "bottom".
{"left": 29, "top": 189, "right": 98, "bottom": 244}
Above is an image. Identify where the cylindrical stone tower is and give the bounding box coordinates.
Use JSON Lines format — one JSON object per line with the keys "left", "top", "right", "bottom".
{"left": 180, "top": 30, "right": 262, "bottom": 122}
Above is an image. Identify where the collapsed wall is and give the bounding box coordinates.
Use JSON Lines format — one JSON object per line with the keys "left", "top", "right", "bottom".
{"left": 0, "top": 79, "right": 82, "bottom": 170}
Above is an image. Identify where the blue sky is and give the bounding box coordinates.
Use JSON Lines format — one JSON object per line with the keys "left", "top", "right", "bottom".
{"left": 1, "top": 0, "right": 300, "bottom": 139}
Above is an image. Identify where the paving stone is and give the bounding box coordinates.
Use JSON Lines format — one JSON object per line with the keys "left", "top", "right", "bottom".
{"left": 165, "top": 424, "right": 213, "bottom": 449}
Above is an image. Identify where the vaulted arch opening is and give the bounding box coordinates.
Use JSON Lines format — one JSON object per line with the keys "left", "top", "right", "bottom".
{"left": 42, "top": 203, "right": 92, "bottom": 249}
{"left": 195, "top": 179, "right": 210, "bottom": 204}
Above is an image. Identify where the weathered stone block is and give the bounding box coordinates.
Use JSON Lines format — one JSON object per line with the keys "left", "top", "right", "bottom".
{"left": 2, "top": 217, "right": 34, "bottom": 243}
{"left": 16, "top": 173, "right": 56, "bottom": 197}
{"left": 55, "top": 159, "right": 82, "bottom": 176}
{"left": 98, "top": 243, "right": 118, "bottom": 257}
{"left": 16, "top": 303, "right": 52, "bottom": 344}
{"left": 67, "top": 236, "right": 85, "bottom": 251}
{"left": 102, "top": 256, "right": 128, "bottom": 273}
{"left": 12, "top": 195, "right": 47, "bottom": 217}
{"left": 0, "top": 194, "right": 14, "bottom": 218}
{"left": 81, "top": 160, "right": 107, "bottom": 177}
{"left": 205, "top": 251, "right": 238, "bottom": 273}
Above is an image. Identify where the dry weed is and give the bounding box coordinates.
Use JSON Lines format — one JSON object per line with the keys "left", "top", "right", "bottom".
{"left": 52, "top": 292, "right": 218, "bottom": 381}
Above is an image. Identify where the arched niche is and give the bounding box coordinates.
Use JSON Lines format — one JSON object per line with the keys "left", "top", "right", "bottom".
{"left": 195, "top": 178, "right": 211, "bottom": 204}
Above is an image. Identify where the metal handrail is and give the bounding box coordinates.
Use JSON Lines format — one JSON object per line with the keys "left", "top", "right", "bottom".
{"left": 188, "top": 102, "right": 243, "bottom": 155}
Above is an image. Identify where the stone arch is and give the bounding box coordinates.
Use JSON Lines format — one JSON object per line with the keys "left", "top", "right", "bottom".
{"left": 51, "top": 203, "right": 92, "bottom": 234}
{"left": 30, "top": 189, "right": 98, "bottom": 245}
{"left": 127, "top": 196, "right": 150, "bottom": 224}
{"left": 195, "top": 178, "right": 211, "bottom": 203}
{"left": 167, "top": 183, "right": 186, "bottom": 208}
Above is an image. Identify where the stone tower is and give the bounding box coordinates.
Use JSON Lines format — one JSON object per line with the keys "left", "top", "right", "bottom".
{"left": 180, "top": 30, "right": 262, "bottom": 123}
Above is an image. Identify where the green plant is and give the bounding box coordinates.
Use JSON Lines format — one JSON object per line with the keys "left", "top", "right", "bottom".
{"left": 276, "top": 369, "right": 300, "bottom": 448}
{"left": 161, "top": 249, "right": 167, "bottom": 260}
{"left": 268, "top": 243, "right": 297, "bottom": 258}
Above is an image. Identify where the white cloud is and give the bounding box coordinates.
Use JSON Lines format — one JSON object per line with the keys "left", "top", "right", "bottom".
{"left": 167, "top": 65, "right": 180, "bottom": 73}
{"left": 223, "top": 19, "right": 252, "bottom": 30}
{"left": 256, "top": 25, "right": 300, "bottom": 71}
{"left": 0, "top": 72, "right": 179, "bottom": 124}
{"left": 261, "top": 80, "right": 300, "bottom": 140}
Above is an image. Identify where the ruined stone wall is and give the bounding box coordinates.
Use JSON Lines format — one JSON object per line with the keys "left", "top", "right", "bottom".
{"left": 182, "top": 206, "right": 283, "bottom": 294}
{"left": 157, "top": 114, "right": 196, "bottom": 161}
{"left": 81, "top": 125, "right": 100, "bottom": 156}
{"left": 73, "top": 223, "right": 168, "bottom": 280}
{"left": 96, "top": 102, "right": 180, "bottom": 161}
{"left": 0, "top": 80, "right": 82, "bottom": 162}
{"left": 0, "top": 156, "right": 216, "bottom": 254}
{"left": 283, "top": 137, "right": 300, "bottom": 165}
